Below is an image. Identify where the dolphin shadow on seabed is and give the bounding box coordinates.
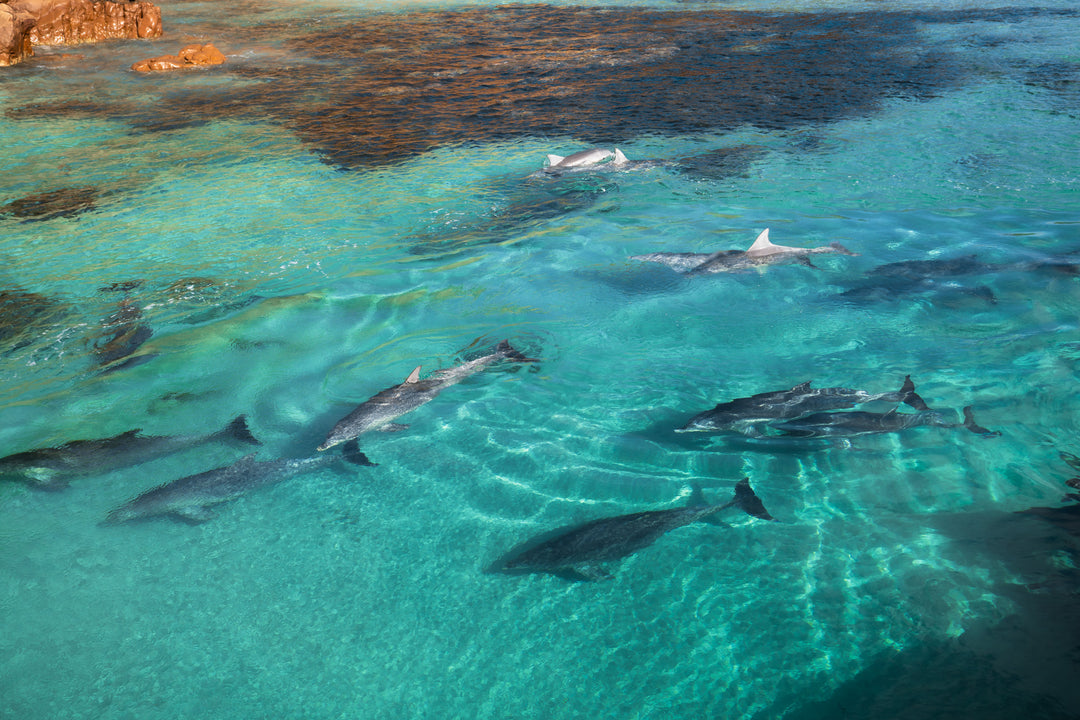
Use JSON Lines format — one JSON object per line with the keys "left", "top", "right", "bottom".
{"left": 827, "top": 251, "right": 1080, "bottom": 308}
{"left": 487, "top": 478, "right": 775, "bottom": 582}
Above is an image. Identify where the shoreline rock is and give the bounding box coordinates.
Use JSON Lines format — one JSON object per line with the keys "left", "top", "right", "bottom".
{"left": 0, "top": 0, "right": 162, "bottom": 67}
{"left": 132, "top": 42, "right": 224, "bottom": 72}
{"left": 0, "top": 3, "right": 35, "bottom": 65}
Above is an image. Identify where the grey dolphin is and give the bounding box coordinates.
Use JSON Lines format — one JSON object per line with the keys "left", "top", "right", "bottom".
{"left": 678, "top": 376, "right": 922, "bottom": 435}
{"left": 631, "top": 228, "right": 857, "bottom": 274}
{"left": 0, "top": 415, "right": 261, "bottom": 491}
{"left": 536, "top": 147, "right": 629, "bottom": 176}
{"left": 103, "top": 445, "right": 374, "bottom": 525}
{"left": 771, "top": 405, "right": 999, "bottom": 439}
{"left": 489, "top": 478, "right": 774, "bottom": 581}
{"left": 317, "top": 340, "right": 537, "bottom": 452}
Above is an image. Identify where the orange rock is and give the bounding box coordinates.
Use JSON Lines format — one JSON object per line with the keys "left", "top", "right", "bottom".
{"left": 8, "top": 0, "right": 162, "bottom": 46}
{"left": 0, "top": 3, "right": 36, "bottom": 66}
{"left": 132, "top": 41, "right": 225, "bottom": 72}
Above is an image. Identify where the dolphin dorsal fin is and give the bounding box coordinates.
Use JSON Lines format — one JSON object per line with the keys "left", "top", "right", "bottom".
{"left": 612, "top": 148, "right": 628, "bottom": 165}
{"left": 546, "top": 154, "right": 565, "bottom": 167}
{"left": 792, "top": 380, "right": 813, "bottom": 392}
{"left": 404, "top": 366, "right": 422, "bottom": 384}
{"left": 745, "top": 228, "right": 774, "bottom": 255}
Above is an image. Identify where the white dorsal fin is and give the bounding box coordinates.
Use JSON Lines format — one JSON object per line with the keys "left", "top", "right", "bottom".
{"left": 612, "top": 148, "right": 628, "bottom": 165}
{"left": 404, "top": 365, "right": 422, "bottom": 384}
{"left": 545, "top": 154, "right": 564, "bottom": 167}
{"left": 745, "top": 228, "right": 774, "bottom": 255}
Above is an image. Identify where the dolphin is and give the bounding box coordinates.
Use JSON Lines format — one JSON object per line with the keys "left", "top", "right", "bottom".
{"left": 678, "top": 376, "right": 923, "bottom": 435}
{"left": 0, "top": 415, "right": 261, "bottom": 491}
{"left": 317, "top": 340, "right": 537, "bottom": 452}
{"left": 631, "top": 228, "right": 857, "bottom": 274}
{"left": 535, "top": 147, "right": 629, "bottom": 176}
{"left": 103, "top": 445, "right": 375, "bottom": 525}
{"left": 770, "top": 405, "right": 999, "bottom": 439}
{"left": 488, "top": 478, "right": 774, "bottom": 581}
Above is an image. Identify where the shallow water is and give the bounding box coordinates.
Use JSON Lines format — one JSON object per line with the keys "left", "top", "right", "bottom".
{"left": 1, "top": 0, "right": 1079, "bottom": 718}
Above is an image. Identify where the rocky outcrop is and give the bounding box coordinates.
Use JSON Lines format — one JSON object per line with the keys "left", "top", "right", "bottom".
{"left": 0, "top": 0, "right": 161, "bottom": 67}
{"left": 132, "top": 42, "right": 224, "bottom": 72}
{"left": 0, "top": 3, "right": 35, "bottom": 65}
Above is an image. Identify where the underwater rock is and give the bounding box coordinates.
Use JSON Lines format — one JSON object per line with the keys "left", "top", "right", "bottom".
{"left": 92, "top": 295, "right": 154, "bottom": 371}
{"left": 6, "top": 0, "right": 161, "bottom": 47}
{"left": 0, "top": 185, "right": 99, "bottom": 220}
{"left": 0, "top": 288, "right": 63, "bottom": 348}
{"left": 131, "top": 42, "right": 225, "bottom": 72}
{"left": 0, "top": 3, "right": 35, "bottom": 66}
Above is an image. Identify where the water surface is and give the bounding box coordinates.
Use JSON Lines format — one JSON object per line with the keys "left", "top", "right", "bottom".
{"left": 1, "top": 0, "right": 1079, "bottom": 718}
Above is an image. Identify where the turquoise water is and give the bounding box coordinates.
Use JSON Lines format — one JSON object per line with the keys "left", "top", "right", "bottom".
{"left": 2, "top": 0, "right": 1079, "bottom": 717}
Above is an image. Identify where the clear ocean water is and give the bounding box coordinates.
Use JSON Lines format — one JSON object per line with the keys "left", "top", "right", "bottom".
{"left": 2, "top": 0, "right": 1079, "bottom": 717}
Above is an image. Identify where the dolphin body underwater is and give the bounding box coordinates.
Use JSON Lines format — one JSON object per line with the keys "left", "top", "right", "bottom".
{"left": 488, "top": 478, "right": 774, "bottom": 581}
{"left": 103, "top": 445, "right": 375, "bottom": 525}
{"left": 678, "top": 376, "right": 922, "bottom": 435}
{"left": 631, "top": 228, "right": 857, "bottom": 274}
{"left": 770, "top": 405, "right": 999, "bottom": 439}
{"left": 317, "top": 340, "right": 537, "bottom": 453}
{"left": 0, "top": 415, "right": 261, "bottom": 491}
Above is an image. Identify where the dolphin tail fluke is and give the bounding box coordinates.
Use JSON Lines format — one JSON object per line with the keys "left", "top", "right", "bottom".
{"left": 731, "top": 478, "right": 775, "bottom": 521}
{"left": 223, "top": 415, "right": 262, "bottom": 447}
{"left": 341, "top": 439, "right": 377, "bottom": 467}
{"left": 962, "top": 406, "right": 1001, "bottom": 437}
{"left": 899, "top": 376, "right": 932, "bottom": 412}
{"left": 495, "top": 340, "right": 540, "bottom": 363}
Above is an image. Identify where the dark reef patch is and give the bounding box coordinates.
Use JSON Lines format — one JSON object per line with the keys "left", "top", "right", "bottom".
{"left": 1, "top": 185, "right": 100, "bottom": 221}
{"left": 5, "top": 5, "right": 1075, "bottom": 168}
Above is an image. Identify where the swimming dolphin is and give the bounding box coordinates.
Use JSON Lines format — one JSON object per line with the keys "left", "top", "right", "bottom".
{"left": 317, "top": 340, "right": 537, "bottom": 452}
{"left": 489, "top": 478, "right": 774, "bottom": 581}
{"left": 678, "top": 376, "right": 923, "bottom": 435}
{"left": 0, "top": 415, "right": 261, "bottom": 491}
{"left": 536, "top": 148, "right": 629, "bottom": 176}
{"left": 103, "top": 444, "right": 374, "bottom": 525}
{"left": 631, "top": 228, "right": 857, "bottom": 274}
{"left": 771, "top": 405, "right": 999, "bottom": 439}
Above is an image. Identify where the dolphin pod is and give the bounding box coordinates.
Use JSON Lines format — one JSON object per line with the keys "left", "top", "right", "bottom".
{"left": 4, "top": 140, "right": 1020, "bottom": 589}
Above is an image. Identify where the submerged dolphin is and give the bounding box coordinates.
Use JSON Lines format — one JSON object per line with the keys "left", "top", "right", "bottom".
{"left": 489, "top": 478, "right": 774, "bottom": 581}
{"left": 631, "top": 228, "right": 857, "bottom": 274}
{"left": 678, "top": 376, "right": 922, "bottom": 435}
{"left": 103, "top": 445, "right": 374, "bottom": 525}
{"left": 317, "top": 340, "right": 537, "bottom": 452}
{"left": 771, "top": 405, "right": 999, "bottom": 439}
{"left": 0, "top": 415, "right": 261, "bottom": 491}
{"left": 537, "top": 148, "right": 629, "bottom": 176}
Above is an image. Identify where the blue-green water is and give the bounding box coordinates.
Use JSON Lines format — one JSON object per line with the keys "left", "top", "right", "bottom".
{"left": 2, "top": 0, "right": 1079, "bottom": 717}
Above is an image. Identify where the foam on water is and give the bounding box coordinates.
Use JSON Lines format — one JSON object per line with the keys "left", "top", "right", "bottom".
{"left": 2, "top": 0, "right": 1080, "bottom": 718}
